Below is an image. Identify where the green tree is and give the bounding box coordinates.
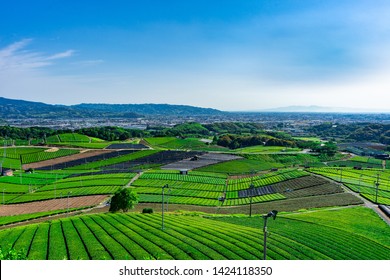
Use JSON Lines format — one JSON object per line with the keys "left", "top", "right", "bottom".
{"left": 311, "top": 141, "right": 338, "bottom": 157}
{"left": 109, "top": 188, "right": 139, "bottom": 212}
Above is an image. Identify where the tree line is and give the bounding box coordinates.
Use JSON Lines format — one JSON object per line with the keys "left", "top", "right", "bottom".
{"left": 306, "top": 123, "right": 390, "bottom": 145}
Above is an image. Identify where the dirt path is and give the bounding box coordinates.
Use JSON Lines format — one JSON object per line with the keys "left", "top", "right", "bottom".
{"left": 125, "top": 172, "right": 143, "bottom": 188}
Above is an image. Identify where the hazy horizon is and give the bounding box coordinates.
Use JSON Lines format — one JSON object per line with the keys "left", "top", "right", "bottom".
{"left": 3, "top": 95, "right": 390, "bottom": 114}
{"left": 1, "top": 1, "right": 390, "bottom": 111}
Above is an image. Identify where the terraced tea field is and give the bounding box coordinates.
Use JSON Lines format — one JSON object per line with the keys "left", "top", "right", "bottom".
{"left": 196, "top": 153, "right": 327, "bottom": 174}
{"left": 1, "top": 171, "right": 136, "bottom": 204}
{"left": 46, "top": 133, "right": 90, "bottom": 143}
{"left": 131, "top": 169, "right": 344, "bottom": 207}
{"left": 21, "top": 149, "right": 79, "bottom": 164}
{"left": 0, "top": 206, "right": 388, "bottom": 260}
{"left": 1, "top": 147, "right": 80, "bottom": 168}
{"left": 0, "top": 141, "right": 389, "bottom": 261}
{"left": 309, "top": 167, "right": 390, "bottom": 205}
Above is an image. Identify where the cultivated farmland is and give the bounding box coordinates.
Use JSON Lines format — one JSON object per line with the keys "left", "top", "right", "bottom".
{"left": 0, "top": 207, "right": 388, "bottom": 260}
{"left": 309, "top": 167, "right": 390, "bottom": 205}
{"left": 0, "top": 136, "right": 389, "bottom": 261}
{"left": 0, "top": 195, "right": 109, "bottom": 216}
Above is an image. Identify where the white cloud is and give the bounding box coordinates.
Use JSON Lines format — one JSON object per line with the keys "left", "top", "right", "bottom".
{"left": 70, "top": 59, "right": 104, "bottom": 67}
{"left": 45, "top": 50, "right": 75, "bottom": 60}
{"left": 0, "top": 39, "right": 74, "bottom": 72}
{"left": 0, "top": 39, "right": 32, "bottom": 58}
{"left": 0, "top": 33, "right": 389, "bottom": 112}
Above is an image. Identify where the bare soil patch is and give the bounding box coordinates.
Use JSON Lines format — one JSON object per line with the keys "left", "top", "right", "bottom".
{"left": 44, "top": 147, "right": 59, "bottom": 152}
{"left": 23, "top": 149, "right": 111, "bottom": 170}
{"left": 0, "top": 195, "right": 109, "bottom": 216}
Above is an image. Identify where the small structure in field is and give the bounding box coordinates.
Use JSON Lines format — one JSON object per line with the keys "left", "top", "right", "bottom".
{"left": 2, "top": 169, "right": 13, "bottom": 176}
{"left": 180, "top": 169, "right": 188, "bottom": 175}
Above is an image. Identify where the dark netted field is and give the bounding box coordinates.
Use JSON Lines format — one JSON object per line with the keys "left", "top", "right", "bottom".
{"left": 161, "top": 153, "right": 242, "bottom": 170}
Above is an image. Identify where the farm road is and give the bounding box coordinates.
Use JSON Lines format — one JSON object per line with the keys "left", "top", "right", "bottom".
{"left": 125, "top": 172, "right": 142, "bottom": 188}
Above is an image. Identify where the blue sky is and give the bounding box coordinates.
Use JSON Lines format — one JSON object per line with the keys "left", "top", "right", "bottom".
{"left": 1, "top": 0, "right": 390, "bottom": 111}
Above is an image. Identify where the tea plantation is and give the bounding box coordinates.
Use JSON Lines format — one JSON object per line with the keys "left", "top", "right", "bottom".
{"left": 0, "top": 207, "right": 388, "bottom": 260}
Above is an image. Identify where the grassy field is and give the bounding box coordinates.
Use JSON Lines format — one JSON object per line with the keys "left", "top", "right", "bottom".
{"left": 0, "top": 206, "right": 387, "bottom": 260}
{"left": 0, "top": 157, "right": 22, "bottom": 169}
{"left": 144, "top": 137, "right": 229, "bottom": 151}
{"left": 293, "top": 137, "right": 323, "bottom": 142}
{"left": 234, "top": 145, "right": 301, "bottom": 153}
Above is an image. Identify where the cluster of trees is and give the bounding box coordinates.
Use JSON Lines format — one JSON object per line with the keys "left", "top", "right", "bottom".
{"left": 0, "top": 122, "right": 274, "bottom": 142}
{"left": 310, "top": 141, "right": 338, "bottom": 157}
{"left": 215, "top": 131, "right": 337, "bottom": 157}
{"left": 163, "top": 122, "right": 210, "bottom": 137}
{"left": 0, "top": 126, "right": 67, "bottom": 142}
{"left": 0, "top": 125, "right": 147, "bottom": 142}
{"left": 380, "top": 131, "right": 390, "bottom": 145}
{"left": 148, "top": 122, "right": 265, "bottom": 138}
{"left": 307, "top": 123, "right": 390, "bottom": 145}
{"left": 217, "top": 134, "right": 297, "bottom": 149}
{"left": 203, "top": 122, "right": 263, "bottom": 134}
{"left": 76, "top": 127, "right": 146, "bottom": 141}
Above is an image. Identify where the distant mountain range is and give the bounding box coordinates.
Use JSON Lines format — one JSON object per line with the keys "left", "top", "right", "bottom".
{"left": 259, "top": 105, "right": 388, "bottom": 113}
{"left": 1, "top": 97, "right": 387, "bottom": 121}
{"left": 72, "top": 103, "right": 222, "bottom": 116}
{"left": 0, "top": 97, "right": 223, "bottom": 119}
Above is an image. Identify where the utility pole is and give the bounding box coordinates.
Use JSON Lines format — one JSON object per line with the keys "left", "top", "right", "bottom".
{"left": 263, "top": 216, "right": 268, "bottom": 260}
{"left": 166, "top": 187, "right": 172, "bottom": 212}
{"left": 249, "top": 183, "right": 254, "bottom": 217}
{"left": 161, "top": 184, "right": 168, "bottom": 230}
{"left": 263, "top": 210, "right": 278, "bottom": 260}
{"left": 249, "top": 170, "right": 255, "bottom": 217}
{"left": 375, "top": 173, "right": 380, "bottom": 204}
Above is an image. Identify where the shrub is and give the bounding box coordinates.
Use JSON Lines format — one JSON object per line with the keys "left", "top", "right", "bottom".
{"left": 0, "top": 247, "right": 26, "bottom": 260}
{"left": 142, "top": 208, "right": 154, "bottom": 214}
